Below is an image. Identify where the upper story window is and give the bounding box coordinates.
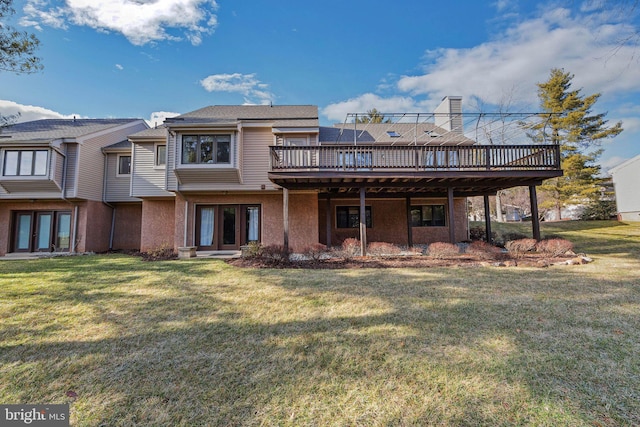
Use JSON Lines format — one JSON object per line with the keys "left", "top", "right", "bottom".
{"left": 182, "top": 135, "right": 230, "bottom": 165}
{"left": 155, "top": 144, "right": 166, "bottom": 167}
{"left": 117, "top": 155, "right": 131, "bottom": 176}
{"left": 3, "top": 150, "right": 48, "bottom": 176}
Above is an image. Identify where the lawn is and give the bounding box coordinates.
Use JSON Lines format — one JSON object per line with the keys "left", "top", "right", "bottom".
{"left": 1, "top": 221, "right": 639, "bottom": 426}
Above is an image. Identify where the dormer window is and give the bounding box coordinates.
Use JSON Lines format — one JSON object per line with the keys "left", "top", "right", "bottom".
{"left": 182, "top": 135, "right": 231, "bottom": 165}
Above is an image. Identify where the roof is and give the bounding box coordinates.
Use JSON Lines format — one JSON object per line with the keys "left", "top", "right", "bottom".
{"left": 168, "top": 105, "right": 319, "bottom": 128}
{"left": 609, "top": 153, "right": 640, "bottom": 174}
{"left": 0, "top": 119, "right": 144, "bottom": 144}
{"left": 319, "top": 123, "right": 475, "bottom": 145}
{"left": 102, "top": 140, "right": 131, "bottom": 152}
{"left": 128, "top": 126, "right": 167, "bottom": 140}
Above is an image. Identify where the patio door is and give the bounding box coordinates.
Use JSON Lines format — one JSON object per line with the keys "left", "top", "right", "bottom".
{"left": 11, "top": 211, "right": 72, "bottom": 253}
{"left": 196, "top": 205, "right": 260, "bottom": 250}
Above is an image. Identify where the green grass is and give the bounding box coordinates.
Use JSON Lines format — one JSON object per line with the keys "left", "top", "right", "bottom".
{"left": 1, "top": 221, "right": 639, "bottom": 426}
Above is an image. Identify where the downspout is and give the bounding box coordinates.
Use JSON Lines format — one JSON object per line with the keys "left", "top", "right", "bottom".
{"left": 102, "top": 151, "right": 116, "bottom": 250}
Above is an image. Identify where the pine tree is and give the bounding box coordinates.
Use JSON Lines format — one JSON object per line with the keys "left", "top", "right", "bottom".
{"left": 534, "top": 69, "right": 622, "bottom": 219}
{"left": 355, "top": 108, "right": 391, "bottom": 124}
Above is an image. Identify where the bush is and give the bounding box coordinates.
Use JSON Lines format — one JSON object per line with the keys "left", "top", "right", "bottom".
{"left": 466, "top": 240, "right": 502, "bottom": 260}
{"left": 580, "top": 200, "right": 617, "bottom": 220}
{"left": 505, "top": 238, "right": 537, "bottom": 258}
{"left": 469, "top": 226, "right": 497, "bottom": 242}
{"left": 302, "top": 243, "right": 327, "bottom": 261}
{"left": 140, "top": 244, "right": 176, "bottom": 261}
{"left": 536, "top": 238, "right": 574, "bottom": 256}
{"left": 260, "top": 244, "right": 291, "bottom": 265}
{"left": 427, "top": 242, "right": 460, "bottom": 259}
{"left": 241, "top": 241, "right": 263, "bottom": 259}
{"left": 335, "top": 238, "right": 361, "bottom": 260}
{"left": 367, "top": 242, "right": 402, "bottom": 256}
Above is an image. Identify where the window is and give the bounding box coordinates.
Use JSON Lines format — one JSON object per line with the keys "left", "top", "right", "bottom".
{"left": 117, "top": 155, "right": 131, "bottom": 175}
{"left": 3, "top": 150, "right": 48, "bottom": 176}
{"left": 155, "top": 144, "right": 166, "bottom": 167}
{"left": 410, "top": 205, "right": 446, "bottom": 227}
{"left": 182, "top": 135, "right": 231, "bottom": 164}
{"left": 336, "top": 206, "right": 372, "bottom": 228}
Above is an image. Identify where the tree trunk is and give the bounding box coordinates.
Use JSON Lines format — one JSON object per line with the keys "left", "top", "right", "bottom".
{"left": 495, "top": 192, "right": 504, "bottom": 222}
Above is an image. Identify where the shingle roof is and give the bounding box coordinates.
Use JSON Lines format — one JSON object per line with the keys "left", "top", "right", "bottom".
{"left": 0, "top": 119, "right": 143, "bottom": 143}
{"left": 128, "top": 126, "right": 167, "bottom": 139}
{"left": 169, "top": 105, "right": 319, "bottom": 127}
{"left": 320, "top": 123, "right": 474, "bottom": 145}
{"left": 103, "top": 139, "right": 131, "bottom": 151}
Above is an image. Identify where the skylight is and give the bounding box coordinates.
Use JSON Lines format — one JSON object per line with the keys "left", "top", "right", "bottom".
{"left": 387, "top": 131, "right": 401, "bottom": 137}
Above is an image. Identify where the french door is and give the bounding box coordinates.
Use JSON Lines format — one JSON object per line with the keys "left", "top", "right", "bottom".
{"left": 195, "top": 205, "right": 260, "bottom": 250}
{"left": 11, "top": 211, "right": 72, "bottom": 253}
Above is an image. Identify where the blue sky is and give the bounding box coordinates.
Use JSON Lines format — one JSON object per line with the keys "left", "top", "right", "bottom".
{"left": 1, "top": 0, "right": 638, "bottom": 170}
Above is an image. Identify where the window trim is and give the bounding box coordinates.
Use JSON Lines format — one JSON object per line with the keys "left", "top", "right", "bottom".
{"left": 179, "top": 133, "right": 233, "bottom": 167}
{"left": 116, "top": 154, "right": 132, "bottom": 177}
{"left": 2, "top": 149, "right": 49, "bottom": 177}
{"left": 154, "top": 143, "right": 166, "bottom": 169}
{"left": 335, "top": 205, "right": 372, "bottom": 229}
{"left": 410, "top": 204, "right": 447, "bottom": 227}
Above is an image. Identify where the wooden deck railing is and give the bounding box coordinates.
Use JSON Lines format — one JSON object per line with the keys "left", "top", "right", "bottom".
{"left": 269, "top": 144, "right": 560, "bottom": 172}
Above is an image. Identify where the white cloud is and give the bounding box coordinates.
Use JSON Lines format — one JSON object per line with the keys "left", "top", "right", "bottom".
{"left": 396, "top": 6, "right": 639, "bottom": 107}
{"left": 147, "top": 111, "right": 180, "bottom": 127}
{"left": 322, "top": 93, "right": 424, "bottom": 122}
{"left": 115, "top": 64, "right": 123, "bottom": 70}
{"left": 200, "top": 73, "right": 274, "bottom": 105}
{"left": 20, "top": 0, "right": 219, "bottom": 46}
{"left": 0, "top": 99, "right": 80, "bottom": 122}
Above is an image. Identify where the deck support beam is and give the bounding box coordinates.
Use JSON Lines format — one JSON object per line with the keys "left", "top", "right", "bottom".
{"left": 447, "top": 187, "right": 456, "bottom": 244}
{"left": 406, "top": 196, "right": 413, "bottom": 248}
{"left": 326, "top": 196, "right": 332, "bottom": 248}
{"left": 529, "top": 185, "right": 541, "bottom": 241}
{"left": 283, "top": 188, "right": 289, "bottom": 250}
{"left": 483, "top": 194, "right": 493, "bottom": 243}
{"left": 360, "top": 187, "right": 367, "bottom": 256}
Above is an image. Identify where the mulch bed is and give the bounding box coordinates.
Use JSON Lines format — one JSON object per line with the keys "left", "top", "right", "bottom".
{"left": 226, "top": 253, "right": 590, "bottom": 269}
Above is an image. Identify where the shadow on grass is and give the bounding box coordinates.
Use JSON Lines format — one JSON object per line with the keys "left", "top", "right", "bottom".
{"left": 1, "top": 251, "right": 639, "bottom": 425}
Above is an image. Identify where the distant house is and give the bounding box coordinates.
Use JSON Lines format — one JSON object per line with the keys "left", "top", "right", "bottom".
{"left": 609, "top": 154, "right": 640, "bottom": 221}
{"left": 1, "top": 98, "right": 563, "bottom": 256}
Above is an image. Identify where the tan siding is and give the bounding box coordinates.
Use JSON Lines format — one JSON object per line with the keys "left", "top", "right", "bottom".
{"left": 105, "top": 153, "right": 139, "bottom": 202}
{"left": 53, "top": 151, "right": 64, "bottom": 188}
{"left": 64, "top": 144, "right": 78, "bottom": 197}
{"left": 167, "top": 133, "right": 178, "bottom": 191}
{"left": 131, "top": 142, "right": 173, "bottom": 198}
{"left": 76, "top": 122, "right": 147, "bottom": 201}
{"left": 242, "top": 128, "right": 273, "bottom": 187}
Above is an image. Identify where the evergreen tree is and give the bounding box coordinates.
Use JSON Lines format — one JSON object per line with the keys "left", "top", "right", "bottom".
{"left": 534, "top": 69, "right": 622, "bottom": 219}
{"left": 355, "top": 108, "right": 391, "bottom": 124}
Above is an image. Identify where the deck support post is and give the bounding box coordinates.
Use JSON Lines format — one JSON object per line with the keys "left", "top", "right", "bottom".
{"left": 483, "top": 194, "right": 493, "bottom": 243}
{"left": 406, "top": 196, "right": 413, "bottom": 247}
{"left": 283, "top": 188, "right": 289, "bottom": 250}
{"left": 360, "top": 187, "right": 367, "bottom": 256}
{"left": 529, "top": 185, "right": 541, "bottom": 241}
{"left": 447, "top": 187, "right": 456, "bottom": 244}
{"left": 326, "top": 196, "right": 332, "bottom": 248}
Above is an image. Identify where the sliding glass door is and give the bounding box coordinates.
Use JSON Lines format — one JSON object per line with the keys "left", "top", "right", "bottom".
{"left": 195, "top": 205, "right": 260, "bottom": 250}
{"left": 11, "top": 211, "right": 72, "bottom": 253}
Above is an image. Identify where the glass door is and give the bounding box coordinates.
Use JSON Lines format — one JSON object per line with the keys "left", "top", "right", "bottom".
{"left": 35, "top": 212, "right": 53, "bottom": 251}
{"left": 13, "top": 213, "right": 33, "bottom": 252}
{"left": 220, "top": 206, "right": 240, "bottom": 250}
{"left": 196, "top": 206, "right": 216, "bottom": 250}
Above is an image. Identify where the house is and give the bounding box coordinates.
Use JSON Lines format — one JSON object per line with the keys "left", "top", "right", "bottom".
{"left": 0, "top": 98, "right": 563, "bottom": 257}
{"left": 609, "top": 154, "right": 640, "bottom": 221}
{"left": 0, "top": 118, "right": 148, "bottom": 255}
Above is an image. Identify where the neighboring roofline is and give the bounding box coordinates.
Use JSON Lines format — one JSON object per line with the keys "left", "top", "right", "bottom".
{"left": 609, "top": 153, "right": 640, "bottom": 174}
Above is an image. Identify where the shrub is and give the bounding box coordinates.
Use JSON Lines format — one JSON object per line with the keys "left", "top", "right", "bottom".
{"left": 466, "top": 240, "right": 502, "bottom": 260}
{"left": 427, "top": 242, "right": 460, "bottom": 259}
{"left": 367, "top": 242, "right": 402, "bottom": 256}
{"left": 141, "top": 244, "right": 176, "bottom": 261}
{"left": 505, "top": 238, "right": 537, "bottom": 258}
{"left": 536, "top": 238, "right": 574, "bottom": 257}
{"left": 302, "top": 243, "right": 327, "bottom": 261}
{"left": 241, "top": 241, "right": 263, "bottom": 259}
{"left": 260, "top": 244, "right": 291, "bottom": 265}
{"left": 469, "top": 226, "right": 497, "bottom": 242}
{"left": 335, "top": 238, "right": 361, "bottom": 260}
{"left": 580, "top": 200, "right": 617, "bottom": 220}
